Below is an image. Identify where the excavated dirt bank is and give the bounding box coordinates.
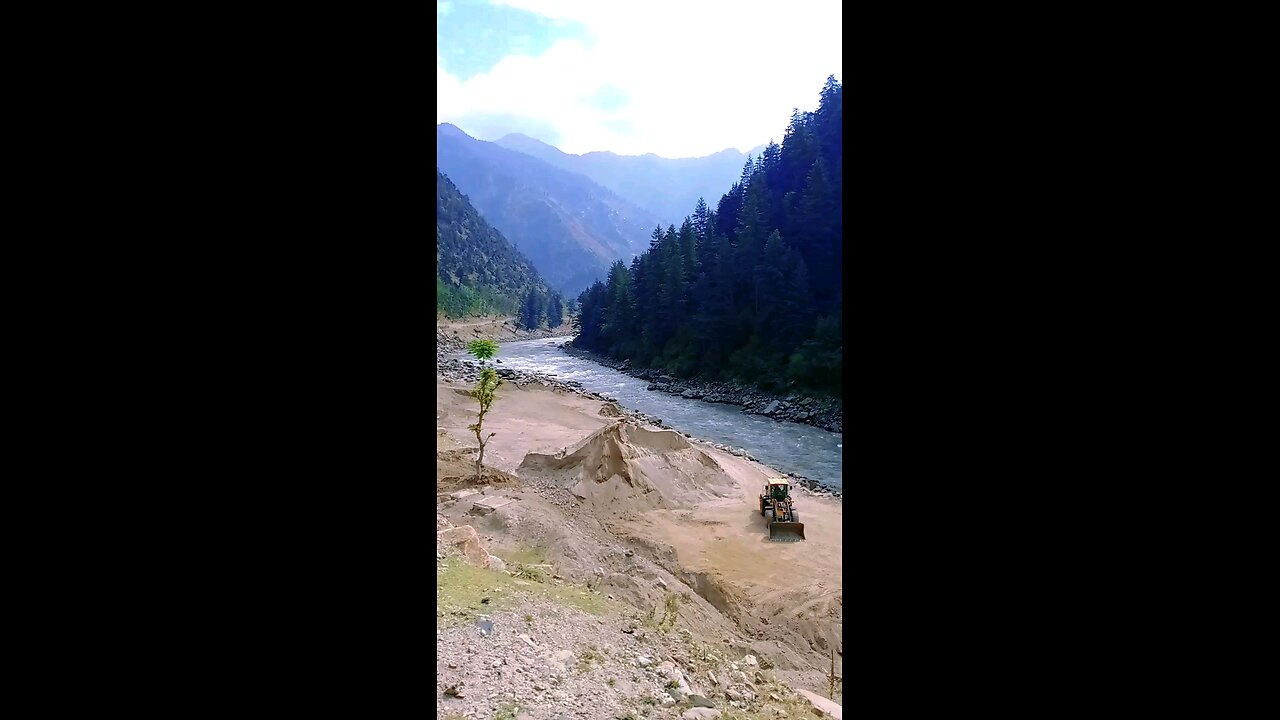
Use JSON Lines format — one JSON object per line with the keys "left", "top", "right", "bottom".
{"left": 436, "top": 322, "right": 843, "bottom": 713}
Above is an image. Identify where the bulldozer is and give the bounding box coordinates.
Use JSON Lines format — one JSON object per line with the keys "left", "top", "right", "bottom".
{"left": 759, "top": 478, "right": 806, "bottom": 542}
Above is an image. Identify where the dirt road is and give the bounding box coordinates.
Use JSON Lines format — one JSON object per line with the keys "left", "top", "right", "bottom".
{"left": 437, "top": 316, "right": 574, "bottom": 347}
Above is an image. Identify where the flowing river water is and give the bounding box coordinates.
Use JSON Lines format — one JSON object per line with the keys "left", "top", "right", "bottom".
{"left": 454, "top": 337, "right": 843, "bottom": 490}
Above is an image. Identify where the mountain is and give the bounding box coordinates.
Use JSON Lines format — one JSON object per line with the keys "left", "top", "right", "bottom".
{"left": 496, "top": 133, "right": 767, "bottom": 228}
{"left": 573, "top": 76, "right": 843, "bottom": 397}
{"left": 436, "top": 169, "right": 558, "bottom": 318}
{"left": 437, "top": 124, "right": 663, "bottom": 297}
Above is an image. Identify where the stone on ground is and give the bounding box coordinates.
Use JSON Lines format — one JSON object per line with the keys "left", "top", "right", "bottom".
{"left": 437, "top": 525, "right": 491, "bottom": 568}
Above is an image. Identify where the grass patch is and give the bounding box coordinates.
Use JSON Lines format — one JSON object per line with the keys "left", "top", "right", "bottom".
{"left": 437, "top": 561, "right": 615, "bottom": 626}
{"left": 437, "top": 562, "right": 519, "bottom": 624}
{"left": 516, "top": 565, "right": 547, "bottom": 583}
{"left": 577, "top": 645, "right": 603, "bottom": 672}
{"left": 642, "top": 604, "right": 657, "bottom": 628}
{"left": 493, "top": 546, "right": 547, "bottom": 566}
{"left": 551, "top": 587, "right": 610, "bottom": 615}
{"left": 656, "top": 592, "right": 680, "bottom": 630}
{"left": 494, "top": 545, "right": 553, "bottom": 583}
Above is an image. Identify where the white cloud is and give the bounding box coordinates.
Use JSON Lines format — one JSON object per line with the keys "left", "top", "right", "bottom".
{"left": 437, "top": 0, "right": 842, "bottom": 158}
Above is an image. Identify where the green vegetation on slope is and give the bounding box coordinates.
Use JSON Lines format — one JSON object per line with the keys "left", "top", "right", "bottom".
{"left": 573, "top": 76, "right": 843, "bottom": 396}
{"left": 436, "top": 169, "right": 563, "bottom": 319}
{"left": 436, "top": 559, "right": 613, "bottom": 627}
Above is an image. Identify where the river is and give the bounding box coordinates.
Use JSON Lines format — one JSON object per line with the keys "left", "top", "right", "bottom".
{"left": 453, "top": 337, "right": 843, "bottom": 490}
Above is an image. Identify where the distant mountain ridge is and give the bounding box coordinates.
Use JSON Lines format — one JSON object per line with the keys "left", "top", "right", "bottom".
{"left": 437, "top": 124, "right": 661, "bottom": 297}
{"left": 496, "top": 133, "right": 767, "bottom": 228}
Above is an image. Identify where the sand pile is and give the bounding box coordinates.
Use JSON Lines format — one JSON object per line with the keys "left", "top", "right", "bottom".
{"left": 436, "top": 445, "right": 518, "bottom": 490}
{"left": 517, "top": 421, "right": 737, "bottom": 517}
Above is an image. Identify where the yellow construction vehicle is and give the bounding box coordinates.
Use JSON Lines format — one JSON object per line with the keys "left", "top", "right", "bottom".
{"left": 759, "top": 478, "right": 806, "bottom": 542}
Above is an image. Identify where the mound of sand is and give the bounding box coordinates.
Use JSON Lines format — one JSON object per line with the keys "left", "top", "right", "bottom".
{"left": 517, "top": 421, "right": 737, "bottom": 517}
{"left": 437, "top": 445, "right": 518, "bottom": 490}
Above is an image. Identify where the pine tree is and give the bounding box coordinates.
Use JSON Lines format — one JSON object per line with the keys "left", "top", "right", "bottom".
{"left": 780, "top": 249, "right": 815, "bottom": 351}
{"left": 796, "top": 156, "right": 838, "bottom": 308}
{"left": 739, "top": 155, "right": 754, "bottom": 191}
{"left": 599, "top": 260, "right": 636, "bottom": 358}
{"left": 815, "top": 76, "right": 842, "bottom": 192}
{"left": 661, "top": 225, "right": 684, "bottom": 335}
{"left": 519, "top": 288, "right": 544, "bottom": 330}
{"left": 547, "top": 294, "right": 564, "bottom": 328}
{"left": 678, "top": 218, "right": 698, "bottom": 298}
{"left": 632, "top": 254, "right": 657, "bottom": 357}
{"left": 754, "top": 230, "right": 789, "bottom": 339}
{"left": 691, "top": 197, "right": 711, "bottom": 240}
{"left": 573, "top": 281, "right": 607, "bottom": 349}
{"left": 734, "top": 181, "right": 770, "bottom": 316}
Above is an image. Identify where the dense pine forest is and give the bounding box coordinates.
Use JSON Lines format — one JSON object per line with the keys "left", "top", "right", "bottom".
{"left": 572, "top": 77, "right": 842, "bottom": 396}
{"left": 437, "top": 169, "right": 564, "bottom": 323}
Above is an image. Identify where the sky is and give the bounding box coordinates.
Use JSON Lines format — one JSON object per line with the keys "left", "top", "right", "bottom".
{"left": 437, "top": 0, "right": 842, "bottom": 159}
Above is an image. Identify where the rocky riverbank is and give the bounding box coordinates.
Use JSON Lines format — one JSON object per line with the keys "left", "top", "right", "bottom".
{"left": 558, "top": 344, "right": 843, "bottom": 434}
{"left": 436, "top": 353, "right": 840, "bottom": 499}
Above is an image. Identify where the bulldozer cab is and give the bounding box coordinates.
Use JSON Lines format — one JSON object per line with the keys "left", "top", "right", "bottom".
{"left": 767, "top": 479, "right": 790, "bottom": 500}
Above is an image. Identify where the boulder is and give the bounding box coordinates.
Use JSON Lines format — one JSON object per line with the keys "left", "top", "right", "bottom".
{"left": 794, "top": 688, "right": 842, "bottom": 719}
{"left": 436, "top": 525, "right": 491, "bottom": 568}
{"left": 671, "top": 667, "right": 693, "bottom": 694}
{"left": 544, "top": 648, "right": 573, "bottom": 675}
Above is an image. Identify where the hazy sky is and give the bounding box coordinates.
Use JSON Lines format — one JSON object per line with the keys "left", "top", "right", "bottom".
{"left": 437, "top": 0, "right": 842, "bottom": 159}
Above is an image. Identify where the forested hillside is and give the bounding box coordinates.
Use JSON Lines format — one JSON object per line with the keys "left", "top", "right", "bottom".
{"left": 437, "top": 170, "right": 562, "bottom": 319}
{"left": 572, "top": 77, "right": 842, "bottom": 396}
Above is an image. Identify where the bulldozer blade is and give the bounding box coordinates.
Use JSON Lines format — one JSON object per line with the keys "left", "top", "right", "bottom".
{"left": 768, "top": 522, "right": 806, "bottom": 542}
